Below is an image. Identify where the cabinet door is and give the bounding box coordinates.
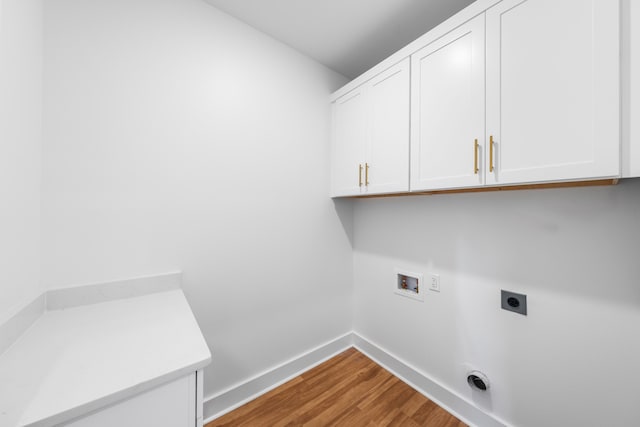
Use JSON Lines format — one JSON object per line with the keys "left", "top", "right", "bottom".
{"left": 366, "top": 58, "right": 411, "bottom": 195}
{"left": 331, "top": 88, "right": 367, "bottom": 197}
{"left": 64, "top": 374, "right": 196, "bottom": 427}
{"left": 486, "top": 0, "right": 620, "bottom": 185}
{"left": 411, "top": 15, "right": 485, "bottom": 191}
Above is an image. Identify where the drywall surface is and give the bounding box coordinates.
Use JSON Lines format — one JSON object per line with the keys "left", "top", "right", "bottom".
{"left": 353, "top": 179, "right": 640, "bottom": 427}
{"left": 0, "top": 0, "right": 43, "bottom": 325}
{"left": 42, "top": 0, "right": 352, "bottom": 398}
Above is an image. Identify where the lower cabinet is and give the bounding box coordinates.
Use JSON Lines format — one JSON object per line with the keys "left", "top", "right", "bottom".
{"left": 64, "top": 371, "right": 203, "bottom": 427}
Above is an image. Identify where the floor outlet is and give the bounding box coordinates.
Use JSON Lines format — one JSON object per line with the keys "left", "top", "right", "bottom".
{"left": 430, "top": 274, "right": 440, "bottom": 292}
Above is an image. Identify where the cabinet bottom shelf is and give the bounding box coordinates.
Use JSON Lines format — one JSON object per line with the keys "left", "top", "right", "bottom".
{"left": 347, "top": 178, "right": 619, "bottom": 199}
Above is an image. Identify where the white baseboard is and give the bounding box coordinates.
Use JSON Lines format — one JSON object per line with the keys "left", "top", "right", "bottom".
{"left": 352, "top": 332, "right": 508, "bottom": 427}
{"left": 203, "top": 332, "right": 354, "bottom": 422}
{"left": 204, "top": 331, "right": 508, "bottom": 427}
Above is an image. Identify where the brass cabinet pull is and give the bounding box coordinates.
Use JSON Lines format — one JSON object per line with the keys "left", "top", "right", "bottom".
{"left": 359, "top": 164, "right": 363, "bottom": 187}
{"left": 489, "top": 135, "right": 495, "bottom": 173}
{"left": 474, "top": 139, "right": 479, "bottom": 174}
{"left": 365, "top": 163, "right": 370, "bottom": 186}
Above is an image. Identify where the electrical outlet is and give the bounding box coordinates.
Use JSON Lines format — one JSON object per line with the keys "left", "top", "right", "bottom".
{"left": 501, "top": 290, "right": 527, "bottom": 315}
{"left": 430, "top": 274, "right": 440, "bottom": 292}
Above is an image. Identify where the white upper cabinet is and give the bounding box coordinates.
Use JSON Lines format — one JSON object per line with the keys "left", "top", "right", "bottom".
{"left": 367, "top": 59, "right": 411, "bottom": 195}
{"left": 331, "top": 0, "right": 623, "bottom": 197}
{"left": 485, "top": 0, "right": 620, "bottom": 185}
{"left": 411, "top": 15, "right": 486, "bottom": 191}
{"left": 332, "top": 87, "right": 367, "bottom": 197}
{"left": 331, "top": 59, "right": 410, "bottom": 197}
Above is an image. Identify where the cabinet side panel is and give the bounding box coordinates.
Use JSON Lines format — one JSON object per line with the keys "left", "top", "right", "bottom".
{"left": 196, "top": 370, "right": 204, "bottom": 427}
{"left": 623, "top": 0, "right": 640, "bottom": 177}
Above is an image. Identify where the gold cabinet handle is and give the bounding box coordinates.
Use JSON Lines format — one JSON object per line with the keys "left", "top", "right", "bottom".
{"left": 474, "top": 139, "right": 479, "bottom": 174}
{"left": 359, "top": 164, "right": 363, "bottom": 187}
{"left": 489, "top": 135, "right": 495, "bottom": 173}
{"left": 365, "top": 163, "right": 370, "bottom": 186}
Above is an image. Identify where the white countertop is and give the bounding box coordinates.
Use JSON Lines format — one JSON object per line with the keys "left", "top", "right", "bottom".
{"left": 0, "top": 289, "right": 211, "bottom": 427}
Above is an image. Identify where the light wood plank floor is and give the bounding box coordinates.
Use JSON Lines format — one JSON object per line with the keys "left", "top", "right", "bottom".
{"left": 207, "top": 348, "right": 467, "bottom": 427}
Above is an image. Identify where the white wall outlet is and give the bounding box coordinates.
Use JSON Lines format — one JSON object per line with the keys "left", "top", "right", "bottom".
{"left": 430, "top": 274, "right": 440, "bottom": 292}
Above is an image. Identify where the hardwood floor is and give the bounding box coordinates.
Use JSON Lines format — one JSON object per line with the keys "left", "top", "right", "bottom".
{"left": 206, "top": 348, "right": 467, "bottom": 427}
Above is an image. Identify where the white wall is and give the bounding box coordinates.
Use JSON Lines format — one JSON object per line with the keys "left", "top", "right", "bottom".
{"left": 42, "top": 0, "right": 352, "bottom": 398}
{"left": 37, "top": 1, "right": 640, "bottom": 425}
{"left": 353, "top": 179, "right": 640, "bottom": 427}
{"left": 0, "top": 0, "right": 43, "bottom": 325}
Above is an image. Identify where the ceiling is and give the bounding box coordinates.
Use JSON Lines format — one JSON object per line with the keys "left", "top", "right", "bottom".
{"left": 202, "top": 0, "right": 477, "bottom": 79}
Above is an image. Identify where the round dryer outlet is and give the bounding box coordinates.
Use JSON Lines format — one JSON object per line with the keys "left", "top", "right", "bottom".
{"left": 467, "top": 370, "right": 490, "bottom": 391}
